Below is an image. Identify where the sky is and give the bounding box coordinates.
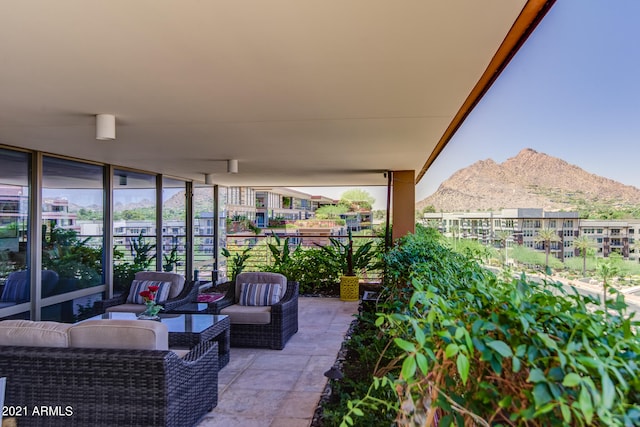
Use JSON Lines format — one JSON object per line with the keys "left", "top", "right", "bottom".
{"left": 296, "top": 1, "right": 640, "bottom": 210}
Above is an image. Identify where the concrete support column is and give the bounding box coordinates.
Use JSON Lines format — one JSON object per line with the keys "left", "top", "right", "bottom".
{"left": 392, "top": 170, "right": 415, "bottom": 241}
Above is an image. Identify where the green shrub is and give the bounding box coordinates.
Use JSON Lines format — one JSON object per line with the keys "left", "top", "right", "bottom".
{"left": 338, "top": 227, "right": 640, "bottom": 426}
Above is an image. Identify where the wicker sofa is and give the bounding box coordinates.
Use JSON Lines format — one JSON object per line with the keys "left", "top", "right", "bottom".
{"left": 0, "top": 319, "right": 218, "bottom": 427}
{"left": 208, "top": 272, "right": 299, "bottom": 350}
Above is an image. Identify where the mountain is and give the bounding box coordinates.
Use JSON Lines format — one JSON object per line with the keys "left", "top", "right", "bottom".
{"left": 417, "top": 148, "right": 640, "bottom": 213}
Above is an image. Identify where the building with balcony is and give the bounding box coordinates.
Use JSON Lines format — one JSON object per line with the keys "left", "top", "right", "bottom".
{"left": 424, "top": 208, "right": 580, "bottom": 261}
{"left": 424, "top": 209, "right": 640, "bottom": 261}
{"left": 580, "top": 219, "right": 640, "bottom": 259}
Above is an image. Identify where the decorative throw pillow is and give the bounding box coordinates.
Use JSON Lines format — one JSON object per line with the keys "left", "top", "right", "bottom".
{"left": 239, "top": 283, "right": 282, "bottom": 306}
{"left": 126, "top": 280, "right": 172, "bottom": 304}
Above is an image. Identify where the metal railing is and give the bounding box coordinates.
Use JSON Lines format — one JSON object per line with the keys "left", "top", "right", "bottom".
{"left": 224, "top": 232, "right": 384, "bottom": 283}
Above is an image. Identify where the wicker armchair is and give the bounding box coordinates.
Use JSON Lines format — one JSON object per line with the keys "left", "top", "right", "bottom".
{"left": 208, "top": 272, "right": 298, "bottom": 350}
{"left": 95, "top": 271, "right": 198, "bottom": 315}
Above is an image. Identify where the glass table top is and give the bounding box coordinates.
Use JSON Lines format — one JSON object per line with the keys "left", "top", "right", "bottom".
{"left": 85, "top": 312, "right": 228, "bottom": 333}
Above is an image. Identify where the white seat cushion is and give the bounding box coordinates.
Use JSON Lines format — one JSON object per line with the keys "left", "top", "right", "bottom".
{"left": 106, "top": 303, "right": 147, "bottom": 314}
{"left": 220, "top": 304, "right": 271, "bottom": 324}
{"left": 0, "top": 319, "right": 72, "bottom": 348}
{"left": 69, "top": 319, "right": 168, "bottom": 350}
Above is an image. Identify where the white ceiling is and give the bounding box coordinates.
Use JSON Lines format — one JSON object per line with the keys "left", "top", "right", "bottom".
{"left": 0, "top": 0, "right": 537, "bottom": 187}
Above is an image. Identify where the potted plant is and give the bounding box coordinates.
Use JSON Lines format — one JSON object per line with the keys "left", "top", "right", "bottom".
{"left": 163, "top": 244, "right": 179, "bottom": 272}
{"left": 340, "top": 234, "right": 360, "bottom": 301}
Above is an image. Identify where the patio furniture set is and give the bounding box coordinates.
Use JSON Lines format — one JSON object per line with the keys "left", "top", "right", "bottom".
{"left": 0, "top": 271, "right": 299, "bottom": 427}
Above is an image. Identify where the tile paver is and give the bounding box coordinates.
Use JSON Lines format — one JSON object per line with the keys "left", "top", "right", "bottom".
{"left": 198, "top": 297, "right": 359, "bottom": 427}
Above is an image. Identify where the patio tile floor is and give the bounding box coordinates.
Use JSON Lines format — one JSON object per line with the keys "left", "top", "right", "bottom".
{"left": 197, "top": 297, "right": 359, "bottom": 427}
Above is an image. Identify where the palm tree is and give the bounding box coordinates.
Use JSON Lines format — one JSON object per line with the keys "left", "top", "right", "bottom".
{"left": 597, "top": 260, "right": 619, "bottom": 315}
{"left": 573, "top": 235, "right": 595, "bottom": 277}
{"left": 533, "top": 228, "right": 561, "bottom": 270}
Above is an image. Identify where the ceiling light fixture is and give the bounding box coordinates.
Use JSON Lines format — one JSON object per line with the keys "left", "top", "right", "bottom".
{"left": 96, "top": 114, "right": 116, "bottom": 140}
{"left": 227, "top": 159, "right": 238, "bottom": 174}
{"left": 204, "top": 174, "right": 214, "bottom": 185}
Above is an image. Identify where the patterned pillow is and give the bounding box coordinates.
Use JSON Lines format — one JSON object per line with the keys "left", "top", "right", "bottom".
{"left": 126, "top": 280, "right": 172, "bottom": 304}
{"left": 239, "top": 283, "right": 282, "bottom": 306}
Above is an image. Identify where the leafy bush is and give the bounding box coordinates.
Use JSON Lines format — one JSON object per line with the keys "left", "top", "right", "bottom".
{"left": 320, "top": 310, "right": 398, "bottom": 427}
{"left": 260, "top": 234, "right": 341, "bottom": 294}
{"left": 259, "top": 233, "right": 382, "bottom": 295}
{"left": 336, "top": 226, "right": 640, "bottom": 426}
{"left": 221, "top": 246, "right": 252, "bottom": 281}
{"left": 42, "top": 226, "right": 102, "bottom": 288}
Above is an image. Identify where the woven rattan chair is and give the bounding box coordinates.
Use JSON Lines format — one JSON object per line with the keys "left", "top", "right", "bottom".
{"left": 208, "top": 272, "right": 298, "bottom": 350}
{"left": 0, "top": 340, "right": 218, "bottom": 427}
{"left": 95, "top": 271, "right": 198, "bottom": 315}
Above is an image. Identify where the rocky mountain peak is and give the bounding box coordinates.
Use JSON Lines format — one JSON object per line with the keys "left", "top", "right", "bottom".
{"left": 417, "top": 148, "right": 640, "bottom": 212}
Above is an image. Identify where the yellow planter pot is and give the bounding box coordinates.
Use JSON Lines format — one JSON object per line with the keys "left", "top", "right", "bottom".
{"left": 340, "top": 275, "right": 359, "bottom": 301}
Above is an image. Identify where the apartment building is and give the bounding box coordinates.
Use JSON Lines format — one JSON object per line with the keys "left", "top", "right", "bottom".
{"left": 580, "top": 219, "right": 640, "bottom": 259}
{"left": 251, "top": 187, "right": 334, "bottom": 228}
{"left": 423, "top": 208, "right": 580, "bottom": 261}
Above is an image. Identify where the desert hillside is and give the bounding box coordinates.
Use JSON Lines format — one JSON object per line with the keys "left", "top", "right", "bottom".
{"left": 417, "top": 148, "right": 640, "bottom": 213}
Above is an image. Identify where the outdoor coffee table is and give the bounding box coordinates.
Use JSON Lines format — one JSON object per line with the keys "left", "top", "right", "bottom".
{"left": 167, "top": 302, "right": 213, "bottom": 315}
{"left": 86, "top": 312, "right": 230, "bottom": 368}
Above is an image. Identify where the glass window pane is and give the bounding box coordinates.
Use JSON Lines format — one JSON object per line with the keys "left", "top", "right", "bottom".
{"left": 162, "top": 177, "right": 186, "bottom": 275}
{"left": 113, "top": 169, "right": 157, "bottom": 293}
{"left": 0, "top": 149, "right": 30, "bottom": 319}
{"left": 42, "top": 157, "right": 104, "bottom": 308}
{"left": 193, "top": 184, "right": 216, "bottom": 282}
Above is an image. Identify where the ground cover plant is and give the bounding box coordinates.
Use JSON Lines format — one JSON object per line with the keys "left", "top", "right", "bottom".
{"left": 326, "top": 226, "right": 640, "bottom": 426}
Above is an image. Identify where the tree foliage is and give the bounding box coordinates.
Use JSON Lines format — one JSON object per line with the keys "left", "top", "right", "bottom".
{"left": 330, "top": 227, "right": 640, "bottom": 426}
{"left": 315, "top": 204, "right": 349, "bottom": 219}
{"left": 340, "top": 189, "right": 375, "bottom": 211}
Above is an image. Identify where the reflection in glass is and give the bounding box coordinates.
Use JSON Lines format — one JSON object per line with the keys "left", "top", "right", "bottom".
{"left": 0, "top": 149, "right": 29, "bottom": 314}
{"left": 162, "top": 177, "right": 186, "bottom": 275}
{"left": 113, "top": 169, "right": 157, "bottom": 293}
{"left": 194, "top": 185, "right": 216, "bottom": 282}
{"left": 42, "top": 157, "right": 104, "bottom": 312}
{"left": 41, "top": 291, "right": 103, "bottom": 322}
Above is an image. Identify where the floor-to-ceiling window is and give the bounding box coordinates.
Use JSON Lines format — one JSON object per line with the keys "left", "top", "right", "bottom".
{"left": 162, "top": 177, "right": 186, "bottom": 275}
{"left": 0, "top": 146, "right": 219, "bottom": 320}
{"left": 193, "top": 183, "right": 217, "bottom": 282}
{"left": 217, "top": 186, "right": 227, "bottom": 281}
{"left": 41, "top": 156, "right": 104, "bottom": 321}
{"left": 112, "top": 169, "right": 157, "bottom": 294}
{"left": 0, "top": 149, "right": 30, "bottom": 319}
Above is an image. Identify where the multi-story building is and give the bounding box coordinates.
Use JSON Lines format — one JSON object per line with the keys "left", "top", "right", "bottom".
{"left": 423, "top": 208, "right": 640, "bottom": 261}
{"left": 226, "top": 187, "right": 257, "bottom": 222}
{"left": 340, "top": 211, "right": 373, "bottom": 232}
{"left": 579, "top": 219, "right": 640, "bottom": 259}
{"left": 42, "top": 198, "right": 79, "bottom": 233}
{"left": 251, "top": 187, "right": 333, "bottom": 228}
{"left": 423, "top": 208, "right": 580, "bottom": 261}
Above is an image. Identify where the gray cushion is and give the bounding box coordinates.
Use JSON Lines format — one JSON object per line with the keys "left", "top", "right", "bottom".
{"left": 135, "top": 271, "right": 185, "bottom": 299}
{"left": 220, "top": 304, "right": 271, "bottom": 324}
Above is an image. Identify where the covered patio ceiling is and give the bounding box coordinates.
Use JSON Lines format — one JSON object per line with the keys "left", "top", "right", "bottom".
{"left": 0, "top": 1, "right": 552, "bottom": 187}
